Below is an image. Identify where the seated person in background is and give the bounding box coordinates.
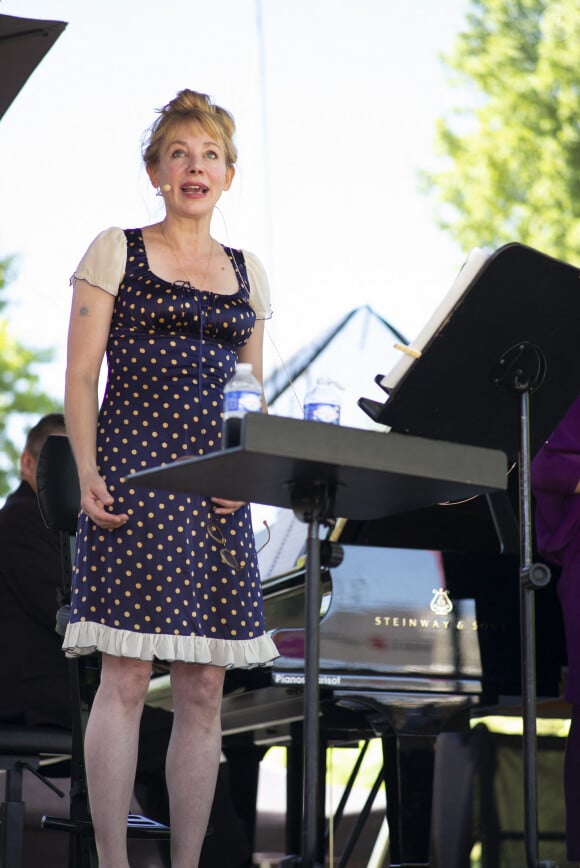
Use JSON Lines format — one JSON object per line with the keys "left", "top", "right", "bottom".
{"left": 0, "top": 413, "right": 251, "bottom": 868}
{"left": 0, "top": 413, "right": 74, "bottom": 729}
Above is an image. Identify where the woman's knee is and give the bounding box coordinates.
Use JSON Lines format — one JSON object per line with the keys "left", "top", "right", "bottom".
{"left": 98, "top": 654, "right": 153, "bottom": 706}
{"left": 171, "top": 663, "right": 225, "bottom": 717}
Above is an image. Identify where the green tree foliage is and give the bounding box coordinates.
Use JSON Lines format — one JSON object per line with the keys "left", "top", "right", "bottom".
{"left": 0, "top": 254, "right": 61, "bottom": 496}
{"left": 424, "top": 0, "right": 580, "bottom": 263}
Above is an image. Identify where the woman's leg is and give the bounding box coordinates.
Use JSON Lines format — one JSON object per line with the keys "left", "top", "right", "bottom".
{"left": 84, "top": 654, "right": 152, "bottom": 868}
{"left": 167, "top": 662, "right": 225, "bottom": 868}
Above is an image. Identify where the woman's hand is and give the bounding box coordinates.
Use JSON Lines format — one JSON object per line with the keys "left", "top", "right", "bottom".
{"left": 80, "top": 470, "right": 129, "bottom": 530}
{"left": 211, "top": 496, "right": 246, "bottom": 516}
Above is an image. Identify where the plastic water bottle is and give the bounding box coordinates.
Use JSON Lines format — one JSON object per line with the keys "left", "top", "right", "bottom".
{"left": 303, "top": 378, "right": 341, "bottom": 425}
{"left": 222, "top": 362, "right": 262, "bottom": 447}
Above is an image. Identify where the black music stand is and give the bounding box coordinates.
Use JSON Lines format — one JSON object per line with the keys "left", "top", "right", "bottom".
{"left": 359, "top": 242, "right": 580, "bottom": 868}
{"left": 131, "top": 413, "right": 507, "bottom": 868}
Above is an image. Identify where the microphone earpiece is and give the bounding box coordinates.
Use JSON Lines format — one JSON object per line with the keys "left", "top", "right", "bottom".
{"left": 161, "top": 183, "right": 172, "bottom": 193}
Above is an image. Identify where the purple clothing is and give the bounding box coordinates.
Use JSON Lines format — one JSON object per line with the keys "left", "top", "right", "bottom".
{"left": 531, "top": 395, "right": 580, "bottom": 703}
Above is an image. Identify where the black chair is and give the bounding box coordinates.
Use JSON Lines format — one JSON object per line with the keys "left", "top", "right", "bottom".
{"left": 34, "top": 434, "right": 170, "bottom": 868}
{"left": 0, "top": 440, "right": 77, "bottom": 868}
{"left": 0, "top": 725, "right": 72, "bottom": 868}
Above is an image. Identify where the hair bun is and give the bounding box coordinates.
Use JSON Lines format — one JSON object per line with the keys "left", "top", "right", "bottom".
{"left": 142, "top": 89, "right": 238, "bottom": 168}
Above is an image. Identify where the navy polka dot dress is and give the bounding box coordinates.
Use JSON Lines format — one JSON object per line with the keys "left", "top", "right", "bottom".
{"left": 64, "top": 229, "right": 279, "bottom": 668}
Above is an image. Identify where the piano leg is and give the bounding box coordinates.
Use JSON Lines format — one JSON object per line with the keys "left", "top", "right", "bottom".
{"left": 429, "top": 729, "right": 484, "bottom": 868}
{"left": 383, "top": 726, "right": 488, "bottom": 868}
{"left": 382, "top": 731, "right": 435, "bottom": 867}
{"left": 286, "top": 723, "right": 303, "bottom": 858}
{"left": 285, "top": 723, "right": 326, "bottom": 865}
{"left": 222, "top": 737, "right": 267, "bottom": 862}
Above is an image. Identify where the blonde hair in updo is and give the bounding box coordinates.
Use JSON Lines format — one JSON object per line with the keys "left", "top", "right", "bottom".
{"left": 142, "top": 89, "right": 238, "bottom": 169}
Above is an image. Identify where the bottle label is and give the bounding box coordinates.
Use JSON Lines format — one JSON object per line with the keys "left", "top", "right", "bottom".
{"left": 224, "top": 389, "right": 262, "bottom": 416}
{"left": 304, "top": 402, "right": 341, "bottom": 424}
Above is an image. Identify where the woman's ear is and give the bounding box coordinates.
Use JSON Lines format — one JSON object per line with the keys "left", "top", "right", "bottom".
{"left": 146, "top": 164, "right": 159, "bottom": 189}
{"left": 20, "top": 448, "right": 37, "bottom": 490}
{"left": 223, "top": 165, "right": 236, "bottom": 192}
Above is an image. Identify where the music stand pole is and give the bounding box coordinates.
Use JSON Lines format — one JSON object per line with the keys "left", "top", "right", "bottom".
{"left": 520, "top": 387, "right": 541, "bottom": 868}
{"left": 303, "top": 512, "right": 322, "bottom": 868}
{"left": 279, "top": 481, "right": 332, "bottom": 868}
{"left": 494, "top": 344, "right": 552, "bottom": 868}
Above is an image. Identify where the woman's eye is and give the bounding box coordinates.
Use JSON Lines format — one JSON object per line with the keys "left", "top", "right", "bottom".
{"left": 206, "top": 150, "right": 218, "bottom": 159}
{"left": 171, "top": 149, "right": 186, "bottom": 158}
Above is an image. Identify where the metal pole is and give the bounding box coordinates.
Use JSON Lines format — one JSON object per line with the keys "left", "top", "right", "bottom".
{"left": 303, "top": 515, "right": 321, "bottom": 868}
{"left": 519, "top": 388, "right": 539, "bottom": 868}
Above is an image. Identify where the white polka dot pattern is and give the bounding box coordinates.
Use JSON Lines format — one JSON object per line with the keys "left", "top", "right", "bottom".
{"left": 64, "top": 229, "right": 279, "bottom": 668}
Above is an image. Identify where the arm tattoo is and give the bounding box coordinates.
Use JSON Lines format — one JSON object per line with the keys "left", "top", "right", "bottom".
{"left": 79, "top": 305, "right": 89, "bottom": 317}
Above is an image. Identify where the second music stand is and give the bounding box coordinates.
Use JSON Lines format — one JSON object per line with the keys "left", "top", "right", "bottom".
{"left": 360, "top": 241, "right": 580, "bottom": 868}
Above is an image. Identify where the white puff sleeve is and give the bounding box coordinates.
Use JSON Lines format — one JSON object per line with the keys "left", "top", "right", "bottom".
{"left": 70, "top": 226, "right": 127, "bottom": 296}
{"left": 242, "top": 249, "right": 273, "bottom": 320}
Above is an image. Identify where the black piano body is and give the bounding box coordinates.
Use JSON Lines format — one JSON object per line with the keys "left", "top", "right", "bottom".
{"left": 219, "top": 491, "right": 567, "bottom": 866}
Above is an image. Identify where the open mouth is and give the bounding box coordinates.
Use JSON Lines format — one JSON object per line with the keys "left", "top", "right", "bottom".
{"left": 182, "top": 183, "right": 209, "bottom": 195}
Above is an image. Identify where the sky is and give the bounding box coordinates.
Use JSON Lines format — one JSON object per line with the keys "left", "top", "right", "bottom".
{"left": 0, "top": 0, "right": 472, "bottom": 413}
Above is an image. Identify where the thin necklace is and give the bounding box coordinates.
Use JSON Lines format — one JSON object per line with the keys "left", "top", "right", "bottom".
{"left": 161, "top": 223, "right": 214, "bottom": 291}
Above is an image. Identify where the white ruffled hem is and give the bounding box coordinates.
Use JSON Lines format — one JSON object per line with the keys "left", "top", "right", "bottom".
{"left": 62, "top": 621, "right": 279, "bottom": 669}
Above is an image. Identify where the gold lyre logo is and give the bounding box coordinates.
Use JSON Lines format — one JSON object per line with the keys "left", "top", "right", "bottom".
{"left": 430, "top": 588, "right": 453, "bottom": 616}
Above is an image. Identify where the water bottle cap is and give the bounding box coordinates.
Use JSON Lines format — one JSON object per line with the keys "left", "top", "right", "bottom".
{"left": 236, "top": 362, "right": 252, "bottom": 373}
{"left": 314, "top": 376, "right": 343, "bottom": 390}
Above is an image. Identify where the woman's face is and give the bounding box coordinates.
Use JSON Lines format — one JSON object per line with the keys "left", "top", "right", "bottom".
{"left": 148, "top": 121, "right": 234, "bottom": 217}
